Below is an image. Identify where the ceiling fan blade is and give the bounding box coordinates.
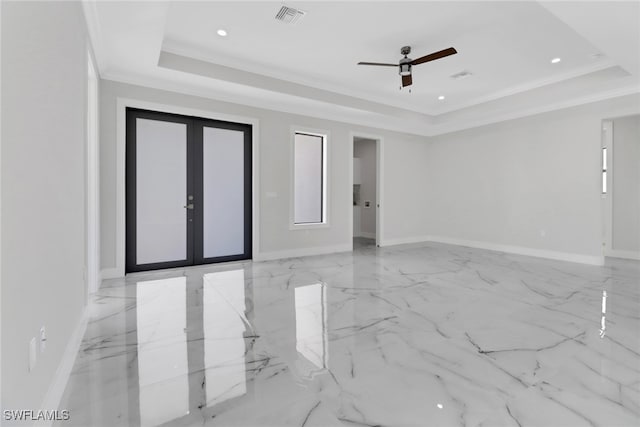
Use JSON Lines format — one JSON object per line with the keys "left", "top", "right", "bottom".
{"left": 411, "top": 47, "right": 457, "bottom": 66}
{"left": 357, "top": 62, "right": 398, "bottom": 67}
{"left": 402, "top": 74, "right": 412, "bottom": 87}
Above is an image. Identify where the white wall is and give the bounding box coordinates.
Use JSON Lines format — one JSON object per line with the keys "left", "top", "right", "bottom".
{"left": 424, "top": 94, "right": 640, "bottom": 264}
{"left": 99, "top": 80, "right": 428, "bottom": 272}
{"left": 611, "top": 115, "right": 640, "bottom": 254}
{"left": 354, "top": 139, "right": 376, "bottom": 237}
{"left": 1, "top": 0, "right": 88, "bottom": 415}
{"left": 0, "top": 0, "right": 3, "bottom": 414}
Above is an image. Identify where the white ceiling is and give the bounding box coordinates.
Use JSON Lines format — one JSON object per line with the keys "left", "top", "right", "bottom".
{"left": 85, "top": 1, "right": 640, "bottom": 136}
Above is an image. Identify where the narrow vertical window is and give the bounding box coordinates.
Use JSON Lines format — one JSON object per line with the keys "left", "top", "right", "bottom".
{"left": 602, "top": 147, "right": 607, "bottom": 194}
{"left": 293, "top": 131, "right": 327, "bottom": 225}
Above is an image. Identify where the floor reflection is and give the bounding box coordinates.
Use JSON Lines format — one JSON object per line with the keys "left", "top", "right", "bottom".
{"left": 203, "top": 270, "right": 248, "bottom": 407}
{"left": 136, "top": 277, "right": 189, "bottom": 426}
{"left": 294, "top": 283, "right": 328, "bottom": 377}
{"left": 599, "top": 289, "right": 608, "bottom": 338}
{"left": 57, "top": 246, "right": 640, "bottom": 427}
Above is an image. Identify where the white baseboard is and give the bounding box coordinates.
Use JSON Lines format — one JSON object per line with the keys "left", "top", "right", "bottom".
{"left": 355, "top": 232, "right": 376, "bottom": 239}
{"left": 605, "top": 249, "right": 640, "bottom": 261}
{"left": 100, "top": 267, "right": 122, "bottom": 280}
{"left": 254, "top": 243, "right": 352, "bottom": 262}
{"left": 381, "top": 235, "right": 431, "bottom": 247}
{"left": 35, "top": 307, "right": 89, "bottom": 427}
{"left": 382, "top": 235, "right": 604, "bottom": 266}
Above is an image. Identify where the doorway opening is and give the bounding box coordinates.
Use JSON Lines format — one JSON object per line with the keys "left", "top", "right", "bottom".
{"left": 126, "top": 108, "right": 252, "bottom": 273}
{"left": 352, "top": 135, "right": 381, "bottom": 248}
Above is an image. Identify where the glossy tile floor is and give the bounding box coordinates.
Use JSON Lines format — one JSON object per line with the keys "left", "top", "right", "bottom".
{"left": 57, "top": 240, "right": 640, "bottom": 427}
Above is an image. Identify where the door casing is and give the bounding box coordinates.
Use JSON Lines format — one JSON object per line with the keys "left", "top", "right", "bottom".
{"left": 125, "top": 107, "right": 252, "bottom": 273}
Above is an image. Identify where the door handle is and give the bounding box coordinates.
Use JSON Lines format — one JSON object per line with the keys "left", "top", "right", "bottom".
{"left": 184, "top": 203, "right": 194, "bottom": 210}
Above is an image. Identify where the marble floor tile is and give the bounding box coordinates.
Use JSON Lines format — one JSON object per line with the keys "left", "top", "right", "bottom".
{"left": 56, "top": 242, "right": 640, "bottom": 426}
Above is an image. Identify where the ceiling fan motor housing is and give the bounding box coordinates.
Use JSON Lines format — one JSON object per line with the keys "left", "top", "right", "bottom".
{"left": 399, "top": 57, "right": 412, "bottom": 76}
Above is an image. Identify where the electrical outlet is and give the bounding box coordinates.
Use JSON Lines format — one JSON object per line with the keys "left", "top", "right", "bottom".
{"left": 40, "top": 326, "right": 47, "bottom": 353}
{"left": 29, "top": 337, "right": 37, "bottom": 372}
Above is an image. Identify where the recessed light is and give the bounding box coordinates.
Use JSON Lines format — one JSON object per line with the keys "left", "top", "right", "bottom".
{"left": 551, "top": 57, "right": 561, "bottom": 64}
{"left": 217, "top": 29, "right": 228, "bottom": 37}
{"left": 437, "top": 404, "right": 444, "bottom": 409}
{"left": 438, "top": 95, "right": 445, "bottom": 101}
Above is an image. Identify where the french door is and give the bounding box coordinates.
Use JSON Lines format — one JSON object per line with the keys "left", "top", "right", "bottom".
{"left": 126, "top": 108, "right": 252, "bottom": 273}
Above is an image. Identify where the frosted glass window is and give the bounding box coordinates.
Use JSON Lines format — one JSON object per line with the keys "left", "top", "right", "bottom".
{"left": 294, "top": 132, "right": 326, "bottom": 224}
{"left": 203, "top": 270, "right": 247, "bottom": 406}
{"left": 136, "top": 119, "right": 187, "bottom": 264}
{"left": 136, "top": 277, "right": 188, "bottom": 426}
{"left": 202, "top": 127, "right": 244, "bottom": 258}
{"left": 295, "top": 283, "right": 328, "bottom": 371}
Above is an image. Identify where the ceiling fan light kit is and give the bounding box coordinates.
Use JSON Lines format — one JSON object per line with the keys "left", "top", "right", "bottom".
{"left": 358, "top": 45, "right": 458, "bottom": 88}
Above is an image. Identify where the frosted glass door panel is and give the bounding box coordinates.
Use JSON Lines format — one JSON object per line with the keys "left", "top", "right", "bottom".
{"left": 202, "top": 127, "right": 244, "bottom": 258}
{"left": 136, "top": 119, "right": 187, "bottom": 264}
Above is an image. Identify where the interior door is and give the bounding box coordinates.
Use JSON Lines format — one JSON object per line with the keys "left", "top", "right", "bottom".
{"left": 126, "top": 108, "right": 251, "bottom": 273}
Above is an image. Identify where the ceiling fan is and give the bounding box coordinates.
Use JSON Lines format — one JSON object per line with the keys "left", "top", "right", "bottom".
{"left": 358, "top": 46, "right": 457, "bottom": 88}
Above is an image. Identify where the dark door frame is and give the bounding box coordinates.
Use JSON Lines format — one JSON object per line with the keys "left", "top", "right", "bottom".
{"left": 126, "top": 108, "right": 252, "bottom": 273}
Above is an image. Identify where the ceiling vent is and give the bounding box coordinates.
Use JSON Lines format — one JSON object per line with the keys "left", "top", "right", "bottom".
{"left": 275, "top": 5, "right": 306, "bottom": 24}
{"left": 450, "top": 70, "right": 473, "bottom": 80}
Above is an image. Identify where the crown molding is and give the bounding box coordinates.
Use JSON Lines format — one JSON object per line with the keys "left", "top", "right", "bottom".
{"left": 432, "top": 59, "right": 619, "bottom": 115}
{"left": 100, "top": 69, "right": 432, "bottom": 137}
{"left": 427, "top": 85, "right": 640, "bottom": 136}
{"left": 161, "top": 39, "right": 429, "bottom": 116}
{"left": 81, "top": 0, "right": 106, "bottom": 75}
{"left": 102, "top": 67, "right": 639, "bottom": 140}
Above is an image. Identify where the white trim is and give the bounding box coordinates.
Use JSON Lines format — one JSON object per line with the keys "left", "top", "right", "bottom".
{"left": 377, "top": 137, "right": 385, "bottom": 247}
{"left": 429, "top": 85, "right": 640, "bottom": 136}
{"left": 382, "top": 235, "right": 604, "bottom": 266}
{"left": 433, "top": 60, "right": 617, "bottom": 115}
{"left": 100, "top": 267, "right": 120, "bottom": 281}
{"left": 161, "top": 40, "right": 427, "bottom": 117}
{"left": 348, "top": 135, "right": 354, "bottom": 243}
{"left": 101, "top": 67, "right": 640, "bottom": 139}
{"left": 35, "top": 308, "right": 89, "bottom": 427}
{"left": 86, "top": 49, "right": 100, "bottom": 296}
{"left": 254, "top": 243, "right": 351, "bottom": 262}
{"left": 132, "top": 36, "right": 621, "bottom": 119}
{"left": 602, "top": 120, "right": 613, "bottom": 254}
{"left": 114, "top": 98, "right": 260, "bottom": 278}
{"left": 356, "top": 232, "right": 376, "bottom": 239}
{"left": 81, "top": 0, "right": 106, "bottom": 74}
{"left": 382, "top": 235, "right": 433, "bottom": 247}
{"left": 159, "top": 41, "right": 621, "bottom": 119}
{"left": 103, "top": 70, "right": 431, "bottom": 137}
{"left": 605, "top": 250, "right": 640, "bottom": 261}
{"left": 289, "top": 126, "right": 330, "bottom": 230}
